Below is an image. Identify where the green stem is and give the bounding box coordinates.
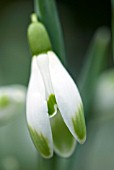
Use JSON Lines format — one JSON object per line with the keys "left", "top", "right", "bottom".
{"left": 38, "top": 154, "right": 58, "bottom": 170}
{"left": 34, "top": 0, "right": 66, "bottom": 64}
{"left": 31, "top": 13, "right": 38, "bottom": 23}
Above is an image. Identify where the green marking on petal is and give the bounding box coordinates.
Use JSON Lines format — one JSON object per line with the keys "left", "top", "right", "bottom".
{"left": 0, "top": 95, "right": 10, "bottom": 108}
{"left": 72, "top": 104, "right": 86, "bottom": 143}
{"left": 51, "top": 110, "right": 76, "bottom": 157}
{"left": 47, "top": 94, "right": 57, "bottom": 116}
{"left": 28, "top": 126, "right": 51, "bottom": 158}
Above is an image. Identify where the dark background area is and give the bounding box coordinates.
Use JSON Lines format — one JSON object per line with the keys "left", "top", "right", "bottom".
{"left": 0, "top": 0, "right": 111, "bottom": 85}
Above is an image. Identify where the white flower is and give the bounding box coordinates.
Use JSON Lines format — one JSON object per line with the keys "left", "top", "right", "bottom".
{"left": 0, "top": 85, "right": 26, "bottom": 125}
{"left": 26, "top": 51, "right": 86, "bottom": 158}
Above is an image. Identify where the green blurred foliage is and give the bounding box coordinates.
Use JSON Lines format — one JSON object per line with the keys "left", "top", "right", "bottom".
{"left": 0, "top": 0, "right": 33, "bottom": 85}
{"left": 0, "top": 1, "right": 39, "bottom": 169}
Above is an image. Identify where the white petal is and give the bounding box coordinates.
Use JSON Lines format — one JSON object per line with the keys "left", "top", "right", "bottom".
{"left": 0, "top": 85, "right": 26, "bottom": 125}
{"left": 48, "top": 51, "right": 86, "bottom": 144}
{"left": 36, "top": 54, "right": 57, "bottom": 117}
{"left": 26, "top": 56, "right": 53, "bottom": 158}
{"left": 36, "top": 54, "right": 54, "bottom": 100}
{"left": 29, "top": 56, "right": 45, "bottom": 99}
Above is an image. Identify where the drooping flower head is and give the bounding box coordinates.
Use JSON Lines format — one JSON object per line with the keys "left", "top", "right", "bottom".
{"left": 0, "top": 85, "right": 26, "bottom": 125}
{"left": 26, "top": 14, "right": 86, "bottom": 158}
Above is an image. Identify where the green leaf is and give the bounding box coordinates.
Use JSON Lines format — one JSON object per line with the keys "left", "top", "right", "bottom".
{"left": 79, "top": 27, "right": 110, "bottom": 115}
{"left": 111, "top": 0, "right": 114, "bottom": 59}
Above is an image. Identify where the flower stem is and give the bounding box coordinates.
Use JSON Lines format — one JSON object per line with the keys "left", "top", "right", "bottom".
{"left": 34, "top": 0, "right": 66, "bottom": 64}
{"left": 31, "top": 13, "right": 38, "bottom": 23}
{"left": 38, "top": 154, "right": 58, "bottom": 170}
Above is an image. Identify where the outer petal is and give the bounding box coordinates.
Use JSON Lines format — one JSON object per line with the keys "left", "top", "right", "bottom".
{"left": 26, "top": 56, "right": 53, "bottom": 158}
{"left": 50, "top": 110, "right": 76, "bottom": 158}
{"left": 48, "top": 51, "right": 86, "bottom": 144}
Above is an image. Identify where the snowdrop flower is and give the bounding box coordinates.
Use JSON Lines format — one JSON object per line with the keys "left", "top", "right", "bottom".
{"left": 0, "top": 85, "right": 26, "bottom": 125}
{"left": 26, "top": 52, "right": 86, "bottom": 158}
{"left": 26, "top": 14, "right": 86, "bottom": 158}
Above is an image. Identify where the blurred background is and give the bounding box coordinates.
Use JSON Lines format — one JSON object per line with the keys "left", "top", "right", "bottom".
{"left": 0, "top": 0, "right": 113, "bottom": 170}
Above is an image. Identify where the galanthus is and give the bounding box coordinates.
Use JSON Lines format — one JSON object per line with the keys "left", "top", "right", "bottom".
{"left": 26, "top": 14, "right": 86, "bottom": 158}
{"left": 0, "top": 85, "right": 26, "bottom": 125}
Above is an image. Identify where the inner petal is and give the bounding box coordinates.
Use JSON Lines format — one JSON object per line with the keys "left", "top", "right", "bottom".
{"left": 36, "top": 54, "right": 57, "bottom": 116}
